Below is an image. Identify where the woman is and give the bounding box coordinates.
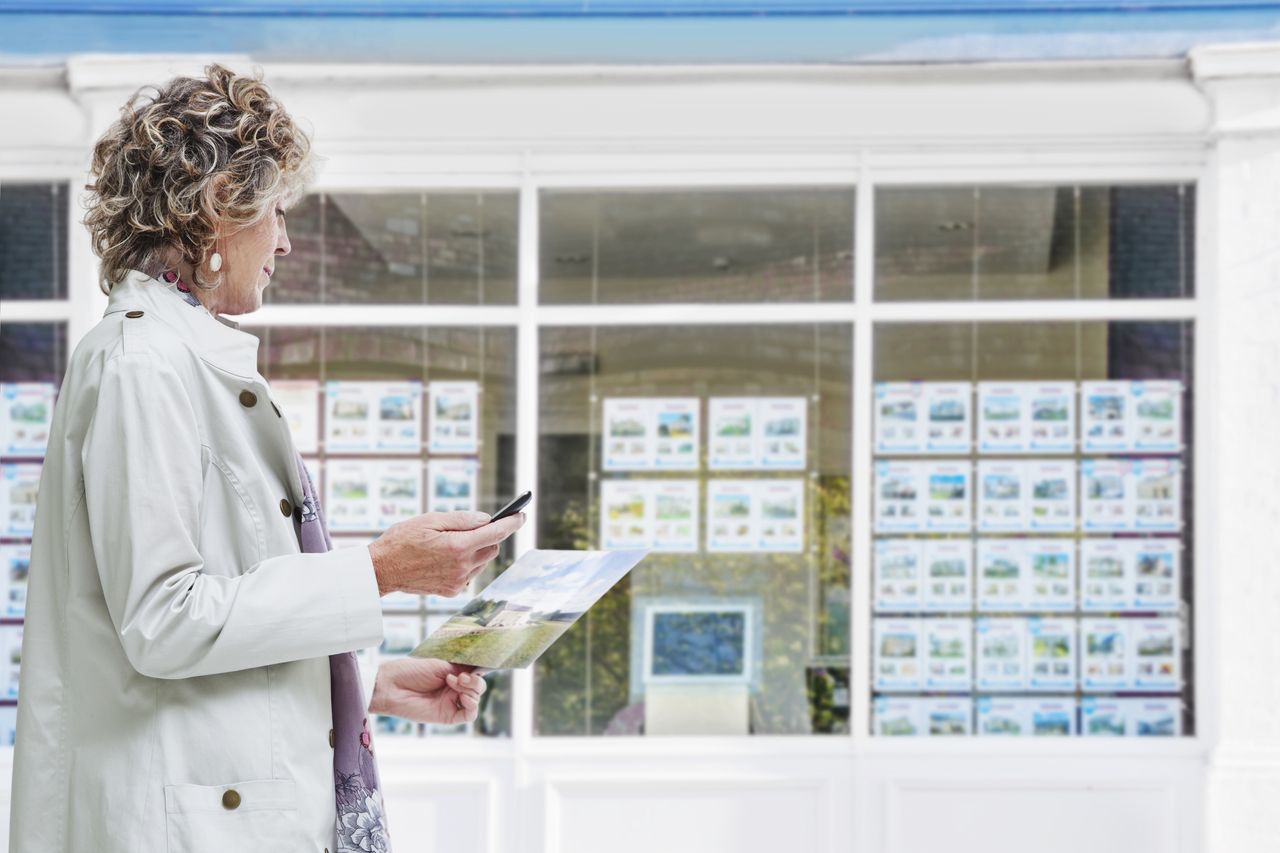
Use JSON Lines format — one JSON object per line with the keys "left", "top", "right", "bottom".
{"left": 8, "top": 63, "right": 524, "bottom": 853}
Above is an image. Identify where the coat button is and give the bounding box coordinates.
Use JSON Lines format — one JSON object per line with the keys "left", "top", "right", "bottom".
{"left": 239, "top": 390, "right": 258, "bottom": 408}
{"left": 222, "top": 789, "right": 241, "bottom": 810}
{"left": 280, "top": 498, "right": 292, "bottom": 517}
{"left": 329, "top": 729, "right": 335, "bottom": 748}
{"left": 125, "top": 310, "right": 144, "bottom": 318}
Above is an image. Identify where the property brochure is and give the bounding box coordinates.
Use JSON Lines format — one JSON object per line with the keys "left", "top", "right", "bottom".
{"left": 1, "top": 463, "right": 40, "bottom": 538}
{"left": 1081, "top": 539, "right": 1181, "bottom": 612}
{"left": 428, "top": 381, "right": 481, "bottom": 455}
{"left": 0, "top": 543, "right": 30, "bottom": 618}
{"left": 922, "top": 461, "right": 971, "bottom": 532}
{"left": 270, "top": 379, "right": 320, "bottom": 454}
{"left": 977, "top": 460, "right": 1026, "bottom": 532}
{"left": 922, "top": 540, "right": 973, "bottom": 612}
{"left": 1083, "top": 379, "right": 1184, "bottom": 453}
{"left": 600, "top": 479, "right": 699, "bottom": 553}
{"left": 1081, "top": 381, "right": 1131, "bottom": 452}
{"left": 976, "top": 539, "right": 1025, "bottom": 611}
{"left": 1082, "top": 459, "right": 1182, "bottom": 532}
{"left": 325, "top": 381, "right": 423, "bottom": 454}
{"left": 324, "top": 459, "right": 423, "bottom": 532}
{"left": 873, "top": 696, "right": 923, "bottom": 737}
{"left": 874, "top": 539, "right": 923, "bottom": 612}
{"left": 1082, "top": 697, "right": 1182, "bottom": 737}
{"left": 705, "top": 479, "right": 805, "bottom": 553}
{"left": 426, "top": 458, "right": 479, "bottom": 514}
{"left": 1, "top": 383, "right": 56, "bottom": 457}
{"left": 976, "top": 618, "right": 1027, "bottom": 691}
{"left": 1025, "top": 539, "right": 1076, "bottom": 612}
{"left": 874, "top": 617, "right": 923, "bottom": 691}
{"left": 1080, "top": 618, "right": 1129, "bottom": 691}
{"left": 924, "top": 617, "right": 973, "bottom": 690}
{"left": 873, "top": 382, "right": 971, "bottom": 454}
{"left": 1132, "top": 380, "right": 1184, "bottom": 452}
{"left": 603, "top": 398, "right": 700, "bottom": 471}
{"left": 411, "top": 548, "right": 648, "bottom": 669}
{"left": 708, "top": 397, "right": 807, "bottom": 470}
{"left": 1027, "top": 617, "right": 1076, "bottom": 691}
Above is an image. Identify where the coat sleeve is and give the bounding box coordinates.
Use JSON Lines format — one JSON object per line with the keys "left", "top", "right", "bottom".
{"left": 80, "top": 350, "right": 385, "bottom": 680}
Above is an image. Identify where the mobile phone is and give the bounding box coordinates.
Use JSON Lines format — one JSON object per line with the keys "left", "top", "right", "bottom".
{"left": 490, "top": 490, "right": 532, "bottom": 523}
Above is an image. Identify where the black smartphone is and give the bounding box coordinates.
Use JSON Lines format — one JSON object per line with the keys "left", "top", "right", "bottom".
{"left": 489, "top": 490, "right": 532, "bottom": 522}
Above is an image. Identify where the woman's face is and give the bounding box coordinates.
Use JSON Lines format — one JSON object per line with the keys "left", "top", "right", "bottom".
{"left": 197, "top": 199, "right": 291, "bottom": 316}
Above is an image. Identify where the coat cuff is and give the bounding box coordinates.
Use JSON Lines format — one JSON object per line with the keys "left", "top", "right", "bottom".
{"left": 329, "top": 543, "right": 385, "bottom": 652}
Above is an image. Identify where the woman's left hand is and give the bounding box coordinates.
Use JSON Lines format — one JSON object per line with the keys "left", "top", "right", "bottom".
{"left": 368, "top": 658, "right": 488, "bottom": 725}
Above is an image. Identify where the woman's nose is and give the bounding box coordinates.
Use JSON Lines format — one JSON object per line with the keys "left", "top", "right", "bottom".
{"left": 277, "top": 221, "right": 291, "bottom": 256}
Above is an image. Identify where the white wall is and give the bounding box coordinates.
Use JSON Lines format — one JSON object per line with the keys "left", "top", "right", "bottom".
{"left": 2, "top": 46, "right": 1278, "bottom": 853}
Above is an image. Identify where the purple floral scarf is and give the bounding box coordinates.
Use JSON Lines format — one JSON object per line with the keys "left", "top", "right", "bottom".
{"left": 296, "top": 452, "right": 393, "bottom": 853}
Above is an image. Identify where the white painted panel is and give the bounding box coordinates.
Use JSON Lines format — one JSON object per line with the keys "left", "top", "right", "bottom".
{"left": 380, "top": 778, "right": 495, "bottom": 853}
{"left": 891, "top": 784, "right": 1173, "bottom": 853}
{"left": 550, "top": 780, "right": 824, "bottom": 853}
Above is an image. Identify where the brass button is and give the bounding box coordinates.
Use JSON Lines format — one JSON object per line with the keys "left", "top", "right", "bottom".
{"left": 221, "top": 789, "right": 240, "bottom": 810}
{"left": 280, "top": 498, "right": 292, "bottom": 517}
{"left": 125, "top": 310, "right": 144, "bottom": 319}
{"left": 270, "top": 400, "right": 281, "bottom": 417}
{"left": 239, "top": 390, "right": 258, "bottom": 408}
{"left": 328, "top": 729, "right": 335, "bottom": 748}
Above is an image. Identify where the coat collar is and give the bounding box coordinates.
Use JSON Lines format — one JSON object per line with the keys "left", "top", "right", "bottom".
{"left": 105, "top": 268, "right": 261, "bottom": 380}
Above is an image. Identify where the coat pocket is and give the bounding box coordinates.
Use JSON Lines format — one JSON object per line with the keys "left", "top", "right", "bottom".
{"left": 164, "top": 778, "right": 303, "bottom": 853}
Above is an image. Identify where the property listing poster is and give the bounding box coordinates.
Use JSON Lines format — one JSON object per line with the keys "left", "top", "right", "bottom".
{"left": 599, "top": 479, "right": 699, "bottom": 553}
{"left": 0, "top": 705, "right": 14, "bottom": 746}
{"left": 977, "top": 460, "right": 1026, "bottom": 532}
{"left": 975, "top": 617, "right": 1027, "bottom": 691}
{"left": 874, "top": 539, "right": 922, "bottom": 612}
{"left": 1080, "top": 618, "right": 1129, "bottom": 691}
{"left": 324, "top": 459, "right": 423, "bottom": 532}
{"left": 1026, "top": 617, "right": 1076, "bottom": 691}
{"left": 922, "top": 461, "right": 971, "bottom": 532}
{"left": 332, "top": 534, "right": 420, "bottom": 611}
{"left": 1082, "top": 697, "right": 1182, "bottom": 737}
{"left": 428, "top": 381, "right": 480, "bottom": 455}
{"left": 924, "top": 697, "right": 973, "bottom": 736}
{"left": 1081, "top": 459, "right": 1182, "bottom": 532}
{"left": 1, "top": 383, "right": 56, "bottom": 457}
{"left": 873, "top": 617, "right": 922, "bottom": 691}
{"left": 874, "top": 461, "right": 922, "bottom": 533}
{"left": 1028, "top": 698, "right": 1077, "bottom": 736}
{"left": 976, "top": 539, "right": 1025, "bottom": 611}
{"left": 924, "top": 617, "right": 972, "bottom": 690}
{"left": 426, "top": 458, "right": 479, "bottom": 513}
{"left": 0, "top": 543, "right": 30, "bottom": 618}
{"left": 1081, "top": 539, "right": 1181, "bottom": 612}
{"left": 705, "top": 479, "right": 804, "bottom": 553}
{"left": 1, "top": 463, "right": 40, "bottom": 538}
{"left": 1, "top": 624, "right": 20, "bottom": 699}
{"left": 270, "top": 379, "right": 321, "bottom": 454}
{"left": 874, "top": 696, "right": 924, "bottom": 736}
{"left": 325, "top": 381, "right": 423, "bottom": 454}
{"left": 1026, "top": 459, "right": 1077, "bottom": 531}
{"left": 977, "top": 460, "right": 1076, "bottom": 533}
{"left": 976, "top": 382, "right": 1028, "bottom": 453}
{"left": 1131, "top": 618, "right": 1181, "bottom": 691}
{"left": 977, "top": 381, "right": 1076, "bottom": 454}
{"left": 978, "top": 698, "right": 1078, "bottom": 737}
{"left": 604, "top": 398, "right": 700, "bottom": 471}
{"left": 1083, "top": 379, "right": 1184, "bottom": 453}
{"left": 1025, "top": 539, "right": 1076, "bottom": 611}
{"left": 707, "top": 397, "right": 807, "bottom": 470}
{"left": 873, "top": 382, "right": 972, "bottom": 455}
{"left": 921, "top": 539, "right": 973, "bottom": 612}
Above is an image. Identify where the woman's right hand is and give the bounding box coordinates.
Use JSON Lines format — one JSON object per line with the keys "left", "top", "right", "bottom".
{"left": 367, "top": 511, "right": 526, "bottom": 597}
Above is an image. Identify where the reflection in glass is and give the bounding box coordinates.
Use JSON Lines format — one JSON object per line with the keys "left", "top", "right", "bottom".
{"left": 536, "top": 324, "right": 852, "bottom": 736}
{"left": 875, "top": 184, "right": 1194, "bottom": 301}
{"left": 540, "top": 188, "right": 854, "bottom": 304}
{"left": 0, "top": 182, "right": 68, "bottom": 300}
{"left": 265, "top": 192, "right": 517, "bottom": 305}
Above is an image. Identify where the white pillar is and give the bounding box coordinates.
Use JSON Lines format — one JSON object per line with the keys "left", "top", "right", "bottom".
{"left": 1191, "top": 40, "right": 1280, "bottom": 853}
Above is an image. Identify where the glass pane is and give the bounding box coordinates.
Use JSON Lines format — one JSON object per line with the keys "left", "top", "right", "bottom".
{"left": 870, "top": 320, "right": 1194, "bottom": 738}
{"left": 536, "top": 324, "right": 853, "bottom": 736}
{"left": 246, "top": 323, "right": 517, "bottom": 738}
{"left": 875, "top": 184, "right": 1194, "bottom": 301}
{"left": 265, "top": 192, "right": 517, "bottom": 305}
{"left": 0, "top": 182, "right": 68, "bottom": 300}
{"left": 540, "top": 188, "right": 854, "bottom": 304}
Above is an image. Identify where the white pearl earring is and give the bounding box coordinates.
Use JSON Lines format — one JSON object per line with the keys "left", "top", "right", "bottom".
{"left": 210, "top": 252, "right": 222, "bottom": 272}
